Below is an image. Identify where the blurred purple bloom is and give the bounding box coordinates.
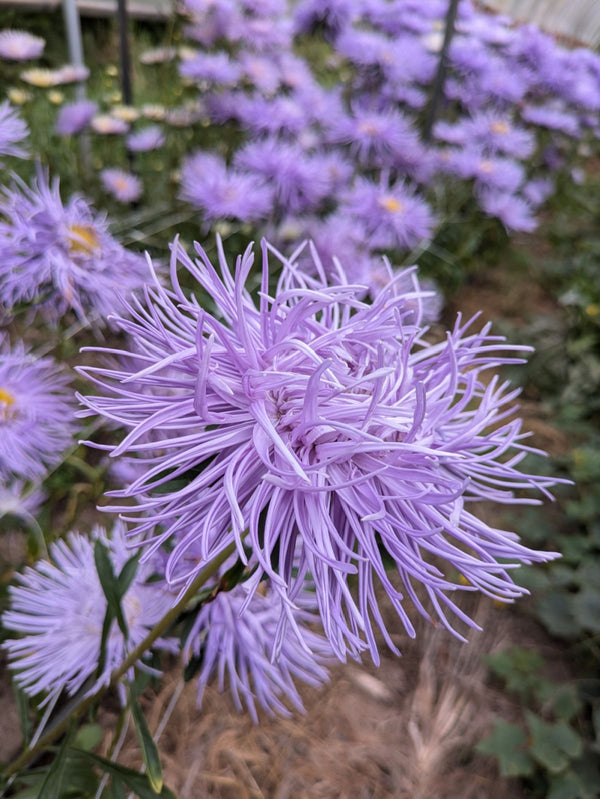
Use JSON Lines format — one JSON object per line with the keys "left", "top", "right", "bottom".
{"left": 78, "top": 239, "right": 559, "bottom": 662}
{"left": 126, "top": 125, "right": 165, "bottom": 153}
{"left": 341, "top": 177, "right": 435, "bottom": 250}
{"left": 235, "top": 138, "right": 331, "bottom": 214}
{"left": 179, "top": 50, "right": 241, "bottom": 85}
{"left": 523, "top": 177, "right": 554, "bottom": 208}
{"left": 55, "top": 100, "right": 98, "bottom": 136}
{"left": 293, "top": 0, "right": 356, "bottom": 37}
{"left": 0, "top": 340, "right": 74, "bottom": 481}
{"left": 478, "top": 189, "right": 538, "bottom": 233}
{"left": 185, "top": 568, "right": 331, "bottom": 722}
{"left": 435, "top": 112, "right": 535, "bottom": 159}
{"left": 0, "top": 101, "right": 28, "bottom": 160}
{"left": 0, "top": 29, "right": 44, "bottom": 61}
{"left": 180, "top": 151, "right": 273, "bottom": 222}
{"left": 101, "top": 168, "right": 142, "bottom": 203}
{"left": 0, "top": 171, "right": 149, "bottom": 322}
{"left": 2, "top": 522, "right": 175, "bottom": 706}
{"left": 327, "top": 104, "right": 417, "bottom": 167}
{"left": 444, "top": 151, "right": 525, "bottom": 194}
{"left": 521, "top": 103, "right": 580, "bottom": 137}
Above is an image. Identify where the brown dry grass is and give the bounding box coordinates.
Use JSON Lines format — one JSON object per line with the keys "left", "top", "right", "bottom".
{"left": 113, "top": 598, "right": 525, "bottom": 799}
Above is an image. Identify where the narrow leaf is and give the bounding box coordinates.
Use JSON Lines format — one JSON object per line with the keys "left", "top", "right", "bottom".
{"left": 130, "top": 688, "right": 164, "bottom": 794}
{"left": 94, "top": 539, "right": 129, "bottom": 639}
{"left": 70, "top": 749, "right": 176, "bottom": 799}
{"left": 36, "top": 732, "right": 72, "bottom": 799}
{"left": 117, "top": 553, "right": 140, "bottom": 597}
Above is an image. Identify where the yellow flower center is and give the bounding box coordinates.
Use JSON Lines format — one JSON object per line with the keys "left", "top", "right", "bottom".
{"left": 479, "top": 160, "right": 494, "bottom": 173}
{"left": 0, "top": 388, "right": 16, "bottom": 421}
{"left": 491, "top": 120, "right": 509, "bottom": 134}
{"left": 20, "top": 68, "right": 57, "bottom": 88}
{"left": 379, "top": 195, "right": 404, "bottom": 214}
{"left": 358, "top": 121, "right": 379, "bottom": 136}
{"left": 67, "top": 225, "right": 100, "bottom": 255}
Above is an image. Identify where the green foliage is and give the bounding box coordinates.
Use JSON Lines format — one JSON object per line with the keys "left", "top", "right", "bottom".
{"left": 129, "top": 686, "right": 164, "bottom": 794}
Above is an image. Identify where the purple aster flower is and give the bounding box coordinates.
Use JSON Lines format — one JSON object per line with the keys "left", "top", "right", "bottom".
{"left": 477, "top": 189, "right": 538, "bottom": 233}
{"left": 78, "top": 238, "right": 560, "bottom": 662}
{"left": 443, "top": 151, "right": 525, "bottom": 195}
{"left": 237, "top": 92, "right": 308, "bottom": 136}
{"left": 55, "top": 99, "right": 98, "bottom": 136}
{"left": 0, "top": 101, "right": 28, "bottom": 160}
{"left": 238, "top": 52, "right": 281, "bottom": 94}
{"left": 293, "top": 0, "right": 357, "bottom": 38}
{"left": 2, "top": 522, "right": 175, "bottom": 706}
{"left": 0, "top": 171, "right": 150, "bottom": 323}
{"left": 0, "top": 30, "right": 44, "bottom": 61}
{"left": 126, "top": 125, "right": 165, "bottom": 153}
{"left": 341, "top": 177, "right": 435, "bottom": 250}
{"left": 234, "top": 138, "right": 331, "bottom": 214}
{"left": 435, "top": 112, "right": 536, "bottom": 160}
{"left": 327, "top": 104, "right": 418, "bottom": 167}
{"left": 180, "top": 151, "right": 274, "bottom": 222}
{"left": 179, "top": 51, "right": 241, "bottom": 85}
{"left": 0, "top": 339, "right": 75, "bottom": 481}
{"left": 185, "top": 567, "right": 331, "bottom": 722}
{"left": 522, "top": 177, "right": 554, "bottom": 208}
{"left": 0, "top": 480, "right": 45, "bottom": 521}
{"left": 521, "top": 103, "right": 580, "bottom": 138}
{"left": 101, "top": 168, "right": 142, "bottom": 203}
{"left": 54, "top": 63, "right": 89, "bottom": 84}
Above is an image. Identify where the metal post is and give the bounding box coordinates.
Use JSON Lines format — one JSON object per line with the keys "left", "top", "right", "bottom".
{"left": 423, "top": 0, "right": 461, "bottom": 141}
{"left": 117, "top": 0, "right": 134, "bottom": 106}
{"left": 62, "top": 0, "right": 85, "bottom": 101}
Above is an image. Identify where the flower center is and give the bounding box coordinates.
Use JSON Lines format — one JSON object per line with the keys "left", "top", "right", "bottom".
{"left": 358, "top": 121, "right": 380, "bottom": 136}
{"left": 0, "top": 388, "right": 16, "bottom": 421}
{"left": 379, "top": 195, "right": 404, "bottom": 214}
{"left": 67, "top": 224, "right": 100, "bottom": 255}
{"left": 479, "top": 160, "right": 494, "bottom": 173}
{"left": 491, "top": 120, "right": 509, "bottom": 134}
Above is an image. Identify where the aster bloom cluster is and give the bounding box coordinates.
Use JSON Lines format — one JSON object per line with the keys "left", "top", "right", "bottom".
{"left": 78, "top": 238, "right": 560, "bottom": 664}
{"left": 161, "top": 0, "right": 600, "bottom": 293}
{"left": 2, "top": 523, "right": 175, "bottom": 706}
{"left": 0, "top": 339, "right": 75, "bottom": 482}
{"left": 0, "top": 100, "right": 28, "bottom": 161}
{"left": 184, "top": 564, "right": 331, "bottom": 722}
{"left": 0, "top": 171, "right": 150, "bottom": 323}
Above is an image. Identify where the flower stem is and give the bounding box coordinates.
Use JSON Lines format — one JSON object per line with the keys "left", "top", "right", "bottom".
{"left": 2, "top": 543, "right": 236, "bottom": 780}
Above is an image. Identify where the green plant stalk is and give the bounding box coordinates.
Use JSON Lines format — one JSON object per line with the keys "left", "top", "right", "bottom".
{"left": 2, "top": 542, "right": 237, "bottom": 780}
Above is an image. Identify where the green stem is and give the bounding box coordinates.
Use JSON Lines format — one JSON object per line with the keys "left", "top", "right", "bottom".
{"left": 2, "top": 543, "right": 236, "bottom": 780}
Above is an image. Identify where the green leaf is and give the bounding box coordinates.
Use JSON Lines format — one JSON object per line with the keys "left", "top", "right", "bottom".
{"left": 94, "top": 539, "right": 129, "bottom": 639}
{"left": 111, "top": 775, "right": 127, "bottom": 799}
{"left": 13, "top": 683, "right": 32, "bottom": 747}
{"left": 535, "top": 592, "right": 579, "bottom": 638}
{"left": 526, "top": 712, "right": 583, "bottom": 774}
{"left": 547, "top": 771, "right": 584, "bottom": 799}
{"left": 486, "top": 647, "right": 546, "bottom": 700}
{"left": 476, "top": 720, "right": 535, "bottom": 778}
{"left": 547, "top": 685, "right": 583, "bottom": 722}
{"left": 73, "top": 723, "right": 104, "bottom": 752}
{"left": 129, "top": 687, "right": 164, "bottom": 794}
{"left": 571, "top": 589, "right": 600, "bottom": 633}
{"left": 117, "top": 553, "right": 140, "bottom": 597}
{"left": 36, "top": 732, "right": 72, "bottom": 799}
{"left": 70, "top": 749, "right": 176, "bottom": 799}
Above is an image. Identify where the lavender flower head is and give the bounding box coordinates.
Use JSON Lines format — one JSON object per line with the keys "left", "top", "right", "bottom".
{"left": 0, "top": 101, "right": 29, "bottom": 161}
{"left": 341, "top": 177, "right": 435, "bottom": 250}
{"left": 126, "top": 125, "right": 166, "bottom": 153}
{"left": 101, "top": 168, "right": 142, "bottom": 203}
{"left": 185, "top": 566, "right": 331, "bottom": 722}
{"left": 0, "top": 171, "right": 150, "bottom": 323}
{"left": 0, "top": 340, "right": 75, "bottom": 481}
{"left": 0, "top": 30, "right": 45, "bottom": 61}
{"left": 2, "top": 522, "right": 175, "bottom": 706}
{"left": 180, "top": 151, "right": 273, "bottom": 223}
{"left": 55, "top": 99, "right": 98, "bottom": 136}
{"left": 78, "top": 238, "right": 560, "bottom": 663}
